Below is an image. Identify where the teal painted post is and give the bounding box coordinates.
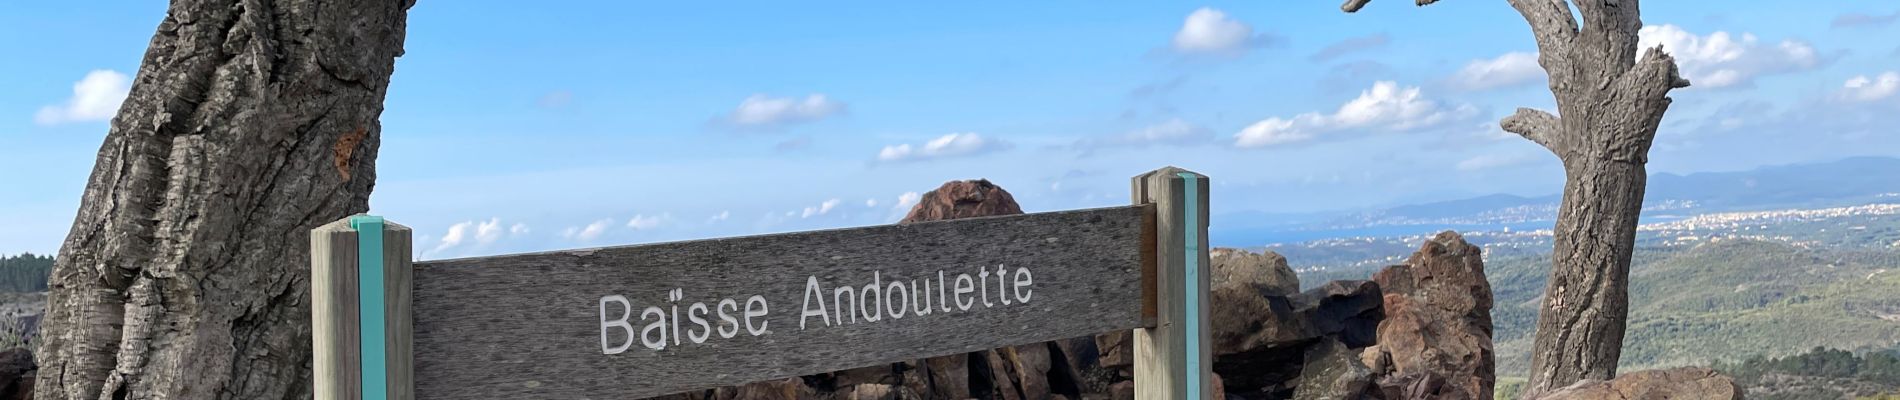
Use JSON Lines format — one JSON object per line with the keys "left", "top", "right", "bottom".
{"left": 313, "top": 216, "right": 413, "bottom": 400}
{"left": 351, "top": 216, "right": 389, "bottom": 400}
{"left": 1132, "top": 167, "right": 1212, "bottom": 399}
{"left": 1178, "top": 173, "right": 1204, "bottom": 400}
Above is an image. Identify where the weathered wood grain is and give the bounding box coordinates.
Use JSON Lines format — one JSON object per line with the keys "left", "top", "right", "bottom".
{"left": 1131, "top": 167, "right": 1213, "bottom": 400}
{"left": 312, "top": 218, "right": 415, "bottom": 400}
{"left": 409, "top": 205, "right": 1151, "bottom": 399}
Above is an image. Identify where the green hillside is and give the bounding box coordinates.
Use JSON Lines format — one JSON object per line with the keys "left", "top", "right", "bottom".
{"left": 1487, "top": 239, "right": 1900, "bottom": 373}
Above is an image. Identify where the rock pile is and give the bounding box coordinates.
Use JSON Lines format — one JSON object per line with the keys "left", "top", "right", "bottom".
{"left": 1362, "top": 231, "right": 1496, "bottom": 399}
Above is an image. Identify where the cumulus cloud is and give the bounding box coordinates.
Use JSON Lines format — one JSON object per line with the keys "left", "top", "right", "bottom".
{"left": 876, "top": 133, "right": 1011, "bottom": 163}
{"left": 717, "top": 94, "right": 844, "bottom": 128}
{"left": 1171, "top": 8, "right": 1280, "bottom": 55}
{"left": 708, "top": 211, "right": 731, "bottom": 223}
{"left": 563, "top": 219, "right": 614, "bottom": 241}
{"left": 1832, "top": 11, "right": 1899, "bottom": 28}
{"left": 35, "top": 70, "right": 131, "bottom": 125}
{"left": 1837, "top": 72, "right": 1900, "bottom": 102}
{"left": 799, "top": 199, "right": 843, "bottom": 218}
{"left": 894, "top": 192, "right": 921, "bottom": 211}
{"left": 1448, "top": 52, "right": 1545, "bottom": 91}
{"left": 430, "top": 218, "right": 525, "bottom": 255}
{"left": 1234, "top": 81, "right": 1478, "bottom": 148}
{"left": 626, "top": 213, "right": 670, "bottom": 230}
{"left": 1309, "top": 33, "right": 1390, "bottom": 62}
{"left": 864, "top": 198, "right": 879, "bottom": 208}
{"left": 1637, "top": 25, "right": 1823, "bottom": 89}
{"left": 1074, "top": 119, "right": 1213, "bottom": 153}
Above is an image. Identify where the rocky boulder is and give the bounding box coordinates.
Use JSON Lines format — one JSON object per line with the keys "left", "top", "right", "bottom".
{"left": 1208, "top": 280, "right": 1384, "bottom": 397}
{"left": 899, "top": 179, "right": 1022, "bottom": 223}
{"left": 1535, "top": 367, "right": 1743, "bottom": 400}
{"left": 1211, "top": 248, "right": 1300, "bottom": 297}
{"left": 1363, "top": 231, "right": 1495, "bottom": 399}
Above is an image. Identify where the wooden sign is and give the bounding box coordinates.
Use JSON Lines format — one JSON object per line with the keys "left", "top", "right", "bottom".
{"left": 312, "top": 167, "right": 1212, "bottom": 400}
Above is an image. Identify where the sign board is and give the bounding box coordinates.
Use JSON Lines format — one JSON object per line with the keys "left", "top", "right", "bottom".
{"left": 312, "top": 167, "right": 1212, "bottom": 400}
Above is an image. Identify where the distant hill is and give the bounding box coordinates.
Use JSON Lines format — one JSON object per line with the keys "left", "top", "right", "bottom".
{"left": 1648, "top": 156, "right": 1900, "bottom": 212}
{"left": 1213, "top": 157, "right": 1900, "bottom": 247}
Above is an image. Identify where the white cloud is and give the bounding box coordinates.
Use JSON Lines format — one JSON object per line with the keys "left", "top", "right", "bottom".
{"left": 563, "top": 219, "right": 613, "bottom": 241}
{"left": 1234, "top": 81, "right": 1478, "bottom": 148}
{"left": 708, "top": 211, "right": 731, "bottom": 223}
{"left": 801, "top": 199, "right": 842, "bottom": 218}
{"left": 721, "top": 94, "right": 844, "bottom": 127}
{"left": 626, "top": 213, "right": 669, "bottom": 230}
{"left": 1075, "top": 118, "right": 1212, "bottom": 152}
{"left": 864, "top": 198, "right": 879, "bottom": 208}
{"left": 1638, "top": 24, "right": 1822, "bottom": 89}
{"left": 894, "top": 192, "right": 921, "bottom": 211}
{"left": 1171, "top": 8, "right": 1274, "bottom": 55}
{"left": 876, "top": 133, "right": 1011, "bottom": 163}
{"left": 35, "top": 70, "right": 131, "bottom": 125}
{"left": 430, "top": 218, "right": 513, "bottom": 255}
{"left": 509, "top": 223, "right": 530, "bottom": 235}
{"left": 1448, "top": 52, "right": 1544, "bottom": 91}
{"left": 1838, "top": 72, "right": 1900, "bottom": 102}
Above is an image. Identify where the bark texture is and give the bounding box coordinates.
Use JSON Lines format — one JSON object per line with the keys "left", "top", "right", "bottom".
{"left": 33, "top": 1, "right": 412, "bottom": 399}
{"left": 1343, "top": 0, "right": 1688, "bottom": 398}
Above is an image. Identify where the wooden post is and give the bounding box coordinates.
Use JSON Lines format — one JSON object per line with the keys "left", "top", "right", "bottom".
{"left": 1132, "top": 167, "right": 1213, "bottom": 399}
{"left": 313, "top": 215, "right": 414, "bottom": 400}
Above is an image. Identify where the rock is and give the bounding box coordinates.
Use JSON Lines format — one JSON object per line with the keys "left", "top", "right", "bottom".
{"left": 1534, "top": 367, "right": 1742, "bottom": 400}
{"left": 712, "top": 377, "right": 818, "bottom": 400}
{"left": 1293, "top": 337, "right": 1374, "bottom": 400}
{"left": 1108, "top": 381, "right": 1135, "bottom": 400}
{"left": 982, "top": 350, "right": 1024, "bottom": 400}
{"left": 1096, "top": 331, "right": 1133, "bottom": 369}
{"left": 0, "top": 348, "right": 32, "bottom": 400}
{"left": 1210, "top": 280, "right": 1383, "bottom": 393}
{"left": 900, "top": 179, "right": 1024, "bottom": 223}
{"left": 1003, "top": 344, "right": 1054, "bottom": 399}
{"left": 1366, "top": 231, "right": 1495, "bottom": 400}
{"left": 923, "top": 355, "right": 972, "bottom": 398}
{"left": 840, "top": 383, "right": 924, "bottom": 400}
{"left": 1210, "top": 248, "right": 1300, "bottom": 296}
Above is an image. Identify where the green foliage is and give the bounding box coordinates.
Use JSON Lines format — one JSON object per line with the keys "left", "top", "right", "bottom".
{"left": 1715, "top": 346, "right": 1900, "bottom": 398}
{"left": 0, "top": 253, "right": 53, "bottom": 293}
{"left": 1493, "top": 377, "right": 1525, "bottom": 400}
{"left": 1487, "top": 239, "right": 1900, "bottom": 374}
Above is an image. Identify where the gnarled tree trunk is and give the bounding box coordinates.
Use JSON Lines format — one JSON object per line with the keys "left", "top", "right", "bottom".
{"left": 1344, "top": 0, "right": 1688, "bottom": 397}
{"left": 34, "top": 1, "right": 413, "bottom": 398}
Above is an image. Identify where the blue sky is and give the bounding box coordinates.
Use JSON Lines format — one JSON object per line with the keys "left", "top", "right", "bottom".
{"left": 3, "top": 2, "right": 1897, "bottom": 258}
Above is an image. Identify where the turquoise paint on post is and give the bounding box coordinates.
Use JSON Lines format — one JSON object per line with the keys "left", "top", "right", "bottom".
{"left": 1177, "top": 173, "right": 1203, "bottom": 400}
{"left": 350, "top": 215, "right": 388, "bottom": 400}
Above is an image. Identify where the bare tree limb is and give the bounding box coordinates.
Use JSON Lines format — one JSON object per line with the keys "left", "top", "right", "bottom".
{"left": 1631, "top": 45, "right": 1692, "bottom": 90}
{"left": 1501, "top": 107, "right": 1563, "bottom": 154}
{"left": 1505, "top": 0, "right": 1580, "bottom": 84}
{"left": 1341, "top": 0, "right": 1442, "bottom": 13}
{"left": 1342, "top": 0, "right": 1372, "bottom": 12}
